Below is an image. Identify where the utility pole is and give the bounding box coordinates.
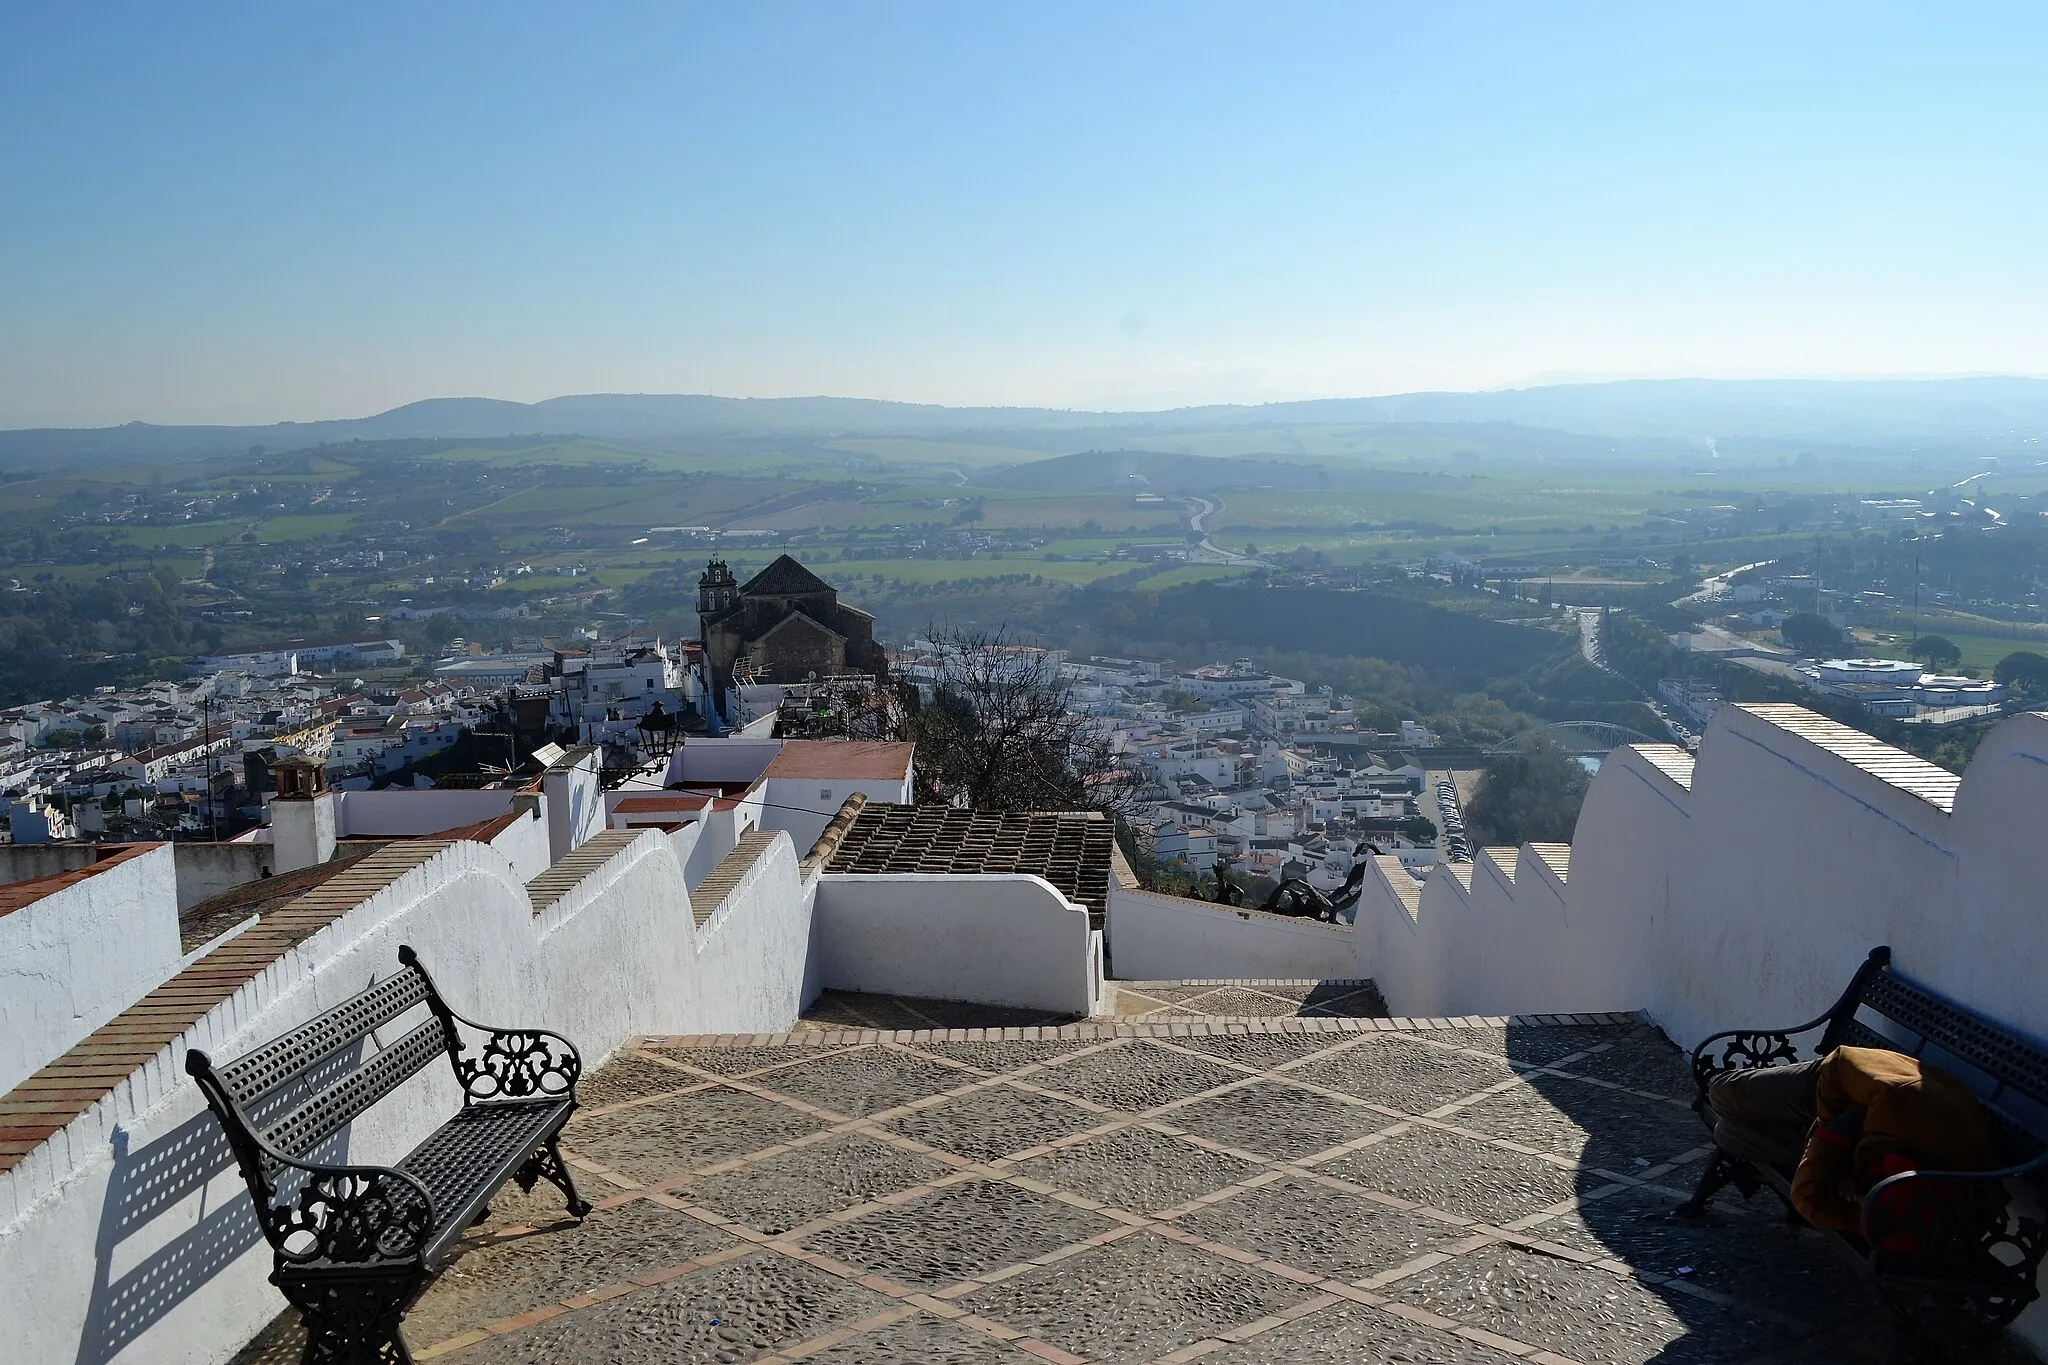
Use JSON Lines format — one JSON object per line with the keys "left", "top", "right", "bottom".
{"left": 202, "top": 694, "right": 218, "bottom": 842}
{"left": 1910, "top": 551, "right": 1922, "bottom": 655}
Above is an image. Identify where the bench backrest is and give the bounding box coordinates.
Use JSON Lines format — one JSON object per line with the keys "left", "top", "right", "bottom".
{"left": 1827, "top": 948, "right": 2048, "bottom": 1162}
{"left": 194, "top": 956, "right": 458, "bottom": 1179}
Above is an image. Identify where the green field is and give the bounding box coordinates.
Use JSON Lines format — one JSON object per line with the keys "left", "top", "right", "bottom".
{"left": 1855, "top": 626, "right": 2048, "bottom": 674}
{"left": 825, "top": 437, "right": 1053, "bottom": 470}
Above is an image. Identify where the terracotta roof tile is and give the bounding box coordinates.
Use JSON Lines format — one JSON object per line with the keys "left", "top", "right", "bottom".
{"left": 761, "top": 740, "right": 913, "bottom": 782}
{"left": 824, "top": 807, "right": 1114, "bottom": 928}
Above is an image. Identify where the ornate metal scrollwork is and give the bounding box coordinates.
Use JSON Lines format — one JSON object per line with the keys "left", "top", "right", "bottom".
{"left": 513, "top": 1135, "right": 594, "bottom": 1218}
{"left": 276, "top": 1268, "right": 422, "bottom": 1364}
{"left": 268, "top": 1168, "right": 432, "bottom": 1267}
{"left": 1691, "top": 1030, "right": 1802, "bottom": 1094}
{"left": 1867, "top": 1172, "right": 2047, "bottom": 1333}
{"left": 457, "top": 1028, "right": 581, "bottom": 1102}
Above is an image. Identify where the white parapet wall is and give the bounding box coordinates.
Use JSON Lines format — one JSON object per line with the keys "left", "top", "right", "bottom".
{"left": 814, "top": 873, "right": 1100, "bottom": 1016}
{"left": 0, "top": 827, "right": 816, "bottom": 1365}
{"left": 1106, "top": 882, "right": 1355, "bottom": 982}
{"left": 0, "top": 844, "right": 180, "bottom": 1096}
{"left": 1353, "top": 703, "right": 2048, "bottom": 1061}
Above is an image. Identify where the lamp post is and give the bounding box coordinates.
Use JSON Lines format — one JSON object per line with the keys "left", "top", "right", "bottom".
{"left": 636, "top": 701, "right": 680, "bottom": 771}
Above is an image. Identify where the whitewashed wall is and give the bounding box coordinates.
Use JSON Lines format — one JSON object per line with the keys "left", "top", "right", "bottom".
{"left": 0, "top": 845, "right": 180, "bottom": 1096}
{"left": 1355, "top": 705, "right": 2048, "bottom": 1057}
{"left": 1107, "top": 884, "right": 1355, "bottom": 982}
{"left": 487, "top": 806, "right": 554, "bottom": 883}
{"left": 0, "top": 828, "right": 817, "bottom": 1365}
{"left": 815, "top": 874, "right": 1099, "bottom": 1015}
{"left": 759, "top": 770, "right": 913, "bottom": 853}
{"left": 330, "top": 789, "right": 523, "bottom": 836}
{"left": 689, "top": 835, "right": 821, "bottom": 1033}
{"left": 665, "top": 738, "right": 782, "bottom": 786}
{"left": 542, "top": 750, "right": 606, "bottom": 863}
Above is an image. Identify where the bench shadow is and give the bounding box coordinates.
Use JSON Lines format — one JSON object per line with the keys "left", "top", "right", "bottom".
{"left": 70, "top": 1050, "right": 359, "bottom": 1365}
{"left": 1505, "top": 1020, "right": 1974, "bottom": 1365}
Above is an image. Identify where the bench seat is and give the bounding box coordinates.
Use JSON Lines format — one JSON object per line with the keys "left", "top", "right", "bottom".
{"left": 400, "top": 1098, "right": 578, "bottom": 1263}
{"left": 188, "top": 945, "right": 591, "bottom": 1363}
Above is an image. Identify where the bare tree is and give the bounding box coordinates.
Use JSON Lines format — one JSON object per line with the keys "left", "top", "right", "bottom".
{"left": 780, "top": 625, "right": 1132, "bottom": 812}
{"left": 906, "top": 625, "right": 1133, "bottom": 811}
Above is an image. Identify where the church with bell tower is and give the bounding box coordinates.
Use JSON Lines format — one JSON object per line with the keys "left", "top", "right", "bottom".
{"left": 695, "top": 555, "right": 885, "bottom": 719}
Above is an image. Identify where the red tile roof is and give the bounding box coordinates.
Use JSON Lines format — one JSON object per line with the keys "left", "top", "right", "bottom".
{"left": 0, "top": 843, "right": 160, "bottom": 920}
{"left": 762, "top": 740, "right": 913, "bottom": 782}
{"left": 613, "top": 794, "right": 712, "bottom": 813}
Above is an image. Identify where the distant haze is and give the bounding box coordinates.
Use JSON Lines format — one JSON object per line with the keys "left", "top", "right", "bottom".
{"left": 4, "top": 8, "right": 2047, "bottom": 425}
{"left": 4, "top": 377, "right": 2048, "bottom": 468}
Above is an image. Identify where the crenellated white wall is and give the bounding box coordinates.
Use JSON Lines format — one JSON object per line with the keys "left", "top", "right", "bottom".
{"left": 1354, "top": 705, "right": 2048, "bottom": 1061}
{"left": 0, "top": 826, "right": 821, "bottom": 1365}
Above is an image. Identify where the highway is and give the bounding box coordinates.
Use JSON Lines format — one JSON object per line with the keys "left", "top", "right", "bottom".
{"left": 1182, "top": 495, "right": 1259, "bottom": 564}
{"left": 1571, "top": 606, "right": 1696, "bottom": 750}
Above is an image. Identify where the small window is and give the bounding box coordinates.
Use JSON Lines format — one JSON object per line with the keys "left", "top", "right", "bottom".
{"left": 820, "top": 787, "right": 832, "bottom": 800}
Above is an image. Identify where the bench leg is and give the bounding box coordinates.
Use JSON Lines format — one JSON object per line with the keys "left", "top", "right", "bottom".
{"left": 1674, "top": 1148, "right": 1757, "bottom": 1218}
{"left": 277, "top": 1269, "right": 421, "bottom": 1365}
{"left": 516, "top": 1134, "right": 592, "bottom": 1219}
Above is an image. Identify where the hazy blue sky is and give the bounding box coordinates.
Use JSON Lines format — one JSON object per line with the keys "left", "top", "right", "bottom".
{"left": 3, "top": 4, "right": 2046, "bottom": 426}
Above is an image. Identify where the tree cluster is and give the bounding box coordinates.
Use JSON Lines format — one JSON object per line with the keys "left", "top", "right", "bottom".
{"left": 1464, "top": 733, "right": 1592, "bottom": 847}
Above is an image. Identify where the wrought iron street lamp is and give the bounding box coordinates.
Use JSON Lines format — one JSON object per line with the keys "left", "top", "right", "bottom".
{"left": 636, "top": 701, "right": 680, "bottom": 762}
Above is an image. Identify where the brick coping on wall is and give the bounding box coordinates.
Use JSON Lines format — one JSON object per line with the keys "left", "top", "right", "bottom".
{"left": 526, "top": 829, "right": 650, "bottom": 916}
{"left": 692, "top": 829, "right": 782, "bottom": 926}
{"left": 0, "top": 842, "right": 162, "bottom": 921}
{"left": 0, "top": 842, "right": 451, "bottom": 1175}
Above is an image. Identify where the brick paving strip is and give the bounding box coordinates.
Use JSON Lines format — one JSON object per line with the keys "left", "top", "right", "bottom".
{"left": 341, "top": 1010, "right": 1885, "bottom": 1365}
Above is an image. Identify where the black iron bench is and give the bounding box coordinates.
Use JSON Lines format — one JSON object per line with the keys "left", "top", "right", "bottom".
{"left": 1683, "top": 945, "right": 2048, "bottom": 1341}
{"left": 187, "top": 945, "right": 591, "bottom": 1363}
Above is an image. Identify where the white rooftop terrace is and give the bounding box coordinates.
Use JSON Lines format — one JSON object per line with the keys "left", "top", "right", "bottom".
{"left": 3, "top": 702, "right": 2048, "bottom": 1359}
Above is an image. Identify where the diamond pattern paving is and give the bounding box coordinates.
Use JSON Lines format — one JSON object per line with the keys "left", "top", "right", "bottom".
{"left": 230, "top": 1002, "right": 1949, "bottom": 1364}
{"left": 736, "top": 1045, "right": 968, "bottom": 1118}
{"left": 1175, "top": 1174, "right": 1473, "bottom": 1281}
{"left": 881, "top": 1082, "right": 1101, "bottom": 1161}
{"left": 682, "top": 1132, "right": 952, "bottom": 1236}
{"left": 1319, "top": 1123, "right": 1588, "bottom": 1224}
{"left": 958, "top": 1230, "right": 1317, "bottom": 1365}
{"left": 1166, "top": 1078, "right": 1391, "bottom": 1159}
{"left": 1289, "top": 1033, "right": 1521, "bottom": 1113}
{"left": 800, "top": 1177, "right": 1115, "bottom": 1288}
{"left": 1031, "top": 1039, "right": 1245, "bottom": 1111}
{"left": 565, "top": 1085, "right": 831, "bottom": 1186}
{"left": 1009, "top": 1127, "right": 1261, "bottom": 1213}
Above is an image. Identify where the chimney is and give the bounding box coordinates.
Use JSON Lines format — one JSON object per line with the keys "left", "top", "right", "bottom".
{"left": 541, "top": 745, "right": 603, "bottom": 865}
{"left": 269, "top": 754, "right": 336, "bottom": 872}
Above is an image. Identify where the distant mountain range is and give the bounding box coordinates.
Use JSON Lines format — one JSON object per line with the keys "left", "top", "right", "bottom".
{"left": 5, "top": 376, "right": 2047, "bottom": 465}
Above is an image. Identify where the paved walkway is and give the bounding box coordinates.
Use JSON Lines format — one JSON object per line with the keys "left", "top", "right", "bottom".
{"left": 798, "top": 980, "right": 1387, "bottom": 1031}
{"left": 234, "top": 1003, "right": 2015, "bottom": 1364}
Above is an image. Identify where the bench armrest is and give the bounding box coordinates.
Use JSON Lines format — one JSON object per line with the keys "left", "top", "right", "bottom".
{"left": 453, "top": 1025, "right": 583, "bottom": 1103}
{"left": 1862, "top": 1155, "right": 2048, "bottom": 1289}
{"left": 188, "top": 1045, "right": 438, "bottom": 1265}
{"left": 398, "top": 945, "right": 583, "bottom": 1103}
{"left": 267, "top": 1158, "right": 438, "bottom": 1267}
{"left": 1689, "top": 1014, "right": 1834, "bottom": 1101}
{"left": 1688, "top": 947, "right": 1898, "bottom": 1104}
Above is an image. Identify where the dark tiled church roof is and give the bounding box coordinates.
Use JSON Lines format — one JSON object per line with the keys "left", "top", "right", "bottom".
{"left": 824, "top": 807, "right": 1116, "bottom": 925}
{"left": 742, "top": 554, "right": 836, "bottom": 597}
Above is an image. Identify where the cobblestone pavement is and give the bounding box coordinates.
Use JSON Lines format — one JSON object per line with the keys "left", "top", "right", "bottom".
{"left": 795, "top": 979, "right": 1388, "bottom": 1031}
{"left": 233, "top": 1006, "right": 2016, "bottom": 1365}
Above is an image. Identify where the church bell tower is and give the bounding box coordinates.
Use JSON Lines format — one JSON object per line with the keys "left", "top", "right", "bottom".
{"left": 697, "top": 558, "right": 738, "bottom": 617}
